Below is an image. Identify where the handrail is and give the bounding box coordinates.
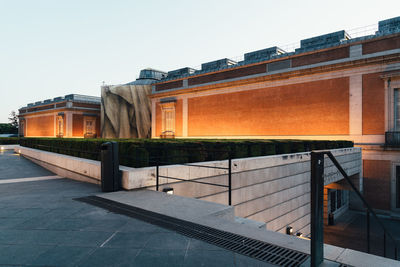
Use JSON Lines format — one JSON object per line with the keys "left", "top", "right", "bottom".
{"left": 311, "top": 151, "right": 398, "bottom": 266}
{"left": 326, "top": 152, "right": 398, "bottom": 248}
{"left": 323, "top": 151, "right": 398, "bottom": 261}
{"left": 155, "top": 155, "right": 232, "bottom": 205}
{"left": 158, "top": 175, "right": 229, "bottom": 188}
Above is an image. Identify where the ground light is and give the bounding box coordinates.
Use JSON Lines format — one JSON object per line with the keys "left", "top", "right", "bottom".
{"left": 296, "top": 232, "right": 310, "bottom": 240}
{"left": 286, "top": 226, "right": 293, "bottom": 235}
{"left": 162, "top": 187, "right": 174, "bottom": 195}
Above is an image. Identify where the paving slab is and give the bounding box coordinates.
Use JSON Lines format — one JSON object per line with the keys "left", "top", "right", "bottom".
{"left": 0, "top": 150, "right": 54, "bottom": 179}
{"left": 0, "top": 149, "right": 270, "bottom": 266}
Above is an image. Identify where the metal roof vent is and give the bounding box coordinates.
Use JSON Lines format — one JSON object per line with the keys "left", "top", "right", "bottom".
{"left": 377, "top": 16, "right": 400, "bottom": 36}
{"left": 296, "top": 30, "right": 350, "bottom": 53}
{"left": 138, "top": 68, "right": 167, "bottom": 80}
{"left": 244, "top": 46, "right": 286, "bottom": 62}
{"left": 201, "top": 58, "right": 237, "bottom": 71}
{"left": 167, "top": 67, "right": 196, "bottom": 78}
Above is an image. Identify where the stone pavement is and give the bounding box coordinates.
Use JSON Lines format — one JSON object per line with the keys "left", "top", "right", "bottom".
{"left": 0, "top": 150, "right": 271, "bottom": 266}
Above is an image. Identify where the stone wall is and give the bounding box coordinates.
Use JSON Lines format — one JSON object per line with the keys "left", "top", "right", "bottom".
{"left": 101, "top": 84, "right": 152, "bottom": 138}
{"left": 128, "top": 147, "right": 361, "bottom": 237}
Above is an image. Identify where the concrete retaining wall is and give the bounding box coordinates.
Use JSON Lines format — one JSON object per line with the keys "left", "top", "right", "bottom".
{"left": 15, "top": 146, "right": 101, "bottom": 185}
{"left": 144, "top": 147, "right": 362, "bottom": 236}
{"left": 15, "top": 145, "right": 361, "bottom": 237}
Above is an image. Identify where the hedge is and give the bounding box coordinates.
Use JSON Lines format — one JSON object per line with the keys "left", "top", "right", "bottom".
{"left": 0, "top": 137, "right": 19, "bottom": 145}
{"left": 9, "top": 137, "right": 354, "bottom": 168}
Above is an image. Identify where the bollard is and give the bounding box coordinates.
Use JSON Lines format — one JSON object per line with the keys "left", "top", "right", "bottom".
{"left": 101, "top": 142, "right": 120, "bottom": 192}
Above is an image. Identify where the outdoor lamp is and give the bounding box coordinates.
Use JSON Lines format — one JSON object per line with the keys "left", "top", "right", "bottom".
{"left": 162, "top": 187, "right": 174, "bottom": 195}
{"left": 286, "top": 226, "right": 293, "bottom": 235}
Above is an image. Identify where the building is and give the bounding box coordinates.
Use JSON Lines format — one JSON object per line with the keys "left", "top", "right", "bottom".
{"left": 18, "top": 94, "right": 101, "bottom": 138}
{"left": 148, "top": 16, "right": 400, "bottom": 214}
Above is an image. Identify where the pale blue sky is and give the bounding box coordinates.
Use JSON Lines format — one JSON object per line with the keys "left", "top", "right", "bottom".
{"left": 0, "top": 0, "right": 399, "bottom": 122}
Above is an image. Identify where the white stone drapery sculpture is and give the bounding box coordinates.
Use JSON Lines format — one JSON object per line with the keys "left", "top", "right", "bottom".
{"left": 101, "top": 84, "right": 152, "bottom": 138}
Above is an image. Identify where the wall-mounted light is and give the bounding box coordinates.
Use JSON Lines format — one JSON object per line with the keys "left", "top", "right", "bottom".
{"left": 162, "top": 187, "right": 174, "bottom": 195}
{"left": 0, "top": 146, "right": 4, "bottom": 151}
{"left": 296, "top": 232, "right": 303, "bottom": 237}
{"left": 286, "top": 226, "right": 293, "bottom": 235}
{"left": 296, "top": 232, "right": 309, "bottom": 240}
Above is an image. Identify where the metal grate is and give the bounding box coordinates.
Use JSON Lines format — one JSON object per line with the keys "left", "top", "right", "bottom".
{"left": 76, "top": 196, "right": 309, "bottom": 266}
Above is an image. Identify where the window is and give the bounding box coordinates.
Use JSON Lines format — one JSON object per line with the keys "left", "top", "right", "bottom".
{"left": 396, "top": 166, "right": 400, "bottom": 208}
{"left": 330, "top": 190, "right": 336, "bottom": 212}
{"left": 160, "top": 101, "right": 176, "bottom": 138}
{"left": 84, "top": 117, "right": 96, "bottom": 138}
{"left": 395, "top": 89, "right": 400, "bottom": 130}
{"left": 85, "top": 120, "right": 94, "bottom": 135}
{"left": 337, "top": 190, "right": 342, "bottom": 209}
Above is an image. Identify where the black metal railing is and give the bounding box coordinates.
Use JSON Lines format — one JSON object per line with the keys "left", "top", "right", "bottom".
{"left": 154, "top": 153, "right": 233, "bottom": 206}
{"left": 311, "top": 151, "right": 398, "bottom": 266}
{"left": 385, "top": 131, "right": 400, "bottom": 147}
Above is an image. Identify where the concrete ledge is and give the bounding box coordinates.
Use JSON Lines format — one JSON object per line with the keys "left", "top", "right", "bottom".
{"left": 99, "top": 189, "right": 235, "bottom": 222}
{"left": 0, "top": 144, "right": 19, "bottom": 150}
{"left": 15, "top": 146, "right": 101, "bottom": 185}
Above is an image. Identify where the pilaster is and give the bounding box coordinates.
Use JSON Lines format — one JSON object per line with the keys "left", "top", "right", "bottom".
{"left": 349, "top": 75, "right": 363, "bottom": 135}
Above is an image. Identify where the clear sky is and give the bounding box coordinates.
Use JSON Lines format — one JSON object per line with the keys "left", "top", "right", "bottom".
{"left": 0, "top": 0, "right": 399, "bottom": 123}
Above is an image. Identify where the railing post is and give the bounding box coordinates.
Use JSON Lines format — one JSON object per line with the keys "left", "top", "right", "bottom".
{"left": 367, "top": 210, "right": 370, "bottom": 253}
{"left": 228, "top": 155, "right": 232, "bottom": 206}
{"left": 311, "top": 152, "right": 324, "bottom": 267}
{"left": 156, "top": 159, "right": 159, "bottom": 192}
{"left": 384, "top": 232, "right": 386, "bottom": 257}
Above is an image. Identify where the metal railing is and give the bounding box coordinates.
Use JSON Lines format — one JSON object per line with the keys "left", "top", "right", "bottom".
{"left": 385, "top": 131, "right": 400, "bottom": 147}
{"left": 154, "top": 152, "right": 233, "bottom": 206}
{"left": 311, "top": 151, "right": 398, "bottom": 266}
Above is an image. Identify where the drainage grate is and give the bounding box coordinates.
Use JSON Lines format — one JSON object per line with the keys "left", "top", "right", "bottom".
{"left": 77, "top": 196, "right": 309, "bottom": 266}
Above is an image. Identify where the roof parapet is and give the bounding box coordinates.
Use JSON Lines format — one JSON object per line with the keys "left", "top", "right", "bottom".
{"left": 154, "top": 17, "right": 399, "bottom": 83}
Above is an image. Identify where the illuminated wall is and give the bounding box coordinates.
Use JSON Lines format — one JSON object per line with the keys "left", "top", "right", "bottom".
{"left": 22, "top": 111, "right": 100, "bottom": 138}
{"left": 187, "top": 78, "right": 349, "bottom": 136}
{"left": 26, "top": 115, "right": 54, "bottom": 137}
{"left": 73, "top": 114, "right": 84, "bottom": 137}
{"left": 362, "top": 72, "right": 385, "bottom": 135}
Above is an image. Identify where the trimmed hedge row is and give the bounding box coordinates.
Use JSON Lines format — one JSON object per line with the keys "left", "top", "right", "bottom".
{"left": 0, "top": 137, "right": 20, "bottom": 145}
{"left": 14, "top": 137, "right": 354, "bottom": 168}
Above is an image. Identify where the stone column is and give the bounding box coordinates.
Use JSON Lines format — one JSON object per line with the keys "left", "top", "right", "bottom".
{"left": 182, "top": 97, "right": 188, "bottom": 137}
{"left": 349, "top": 75, "right": 363, "bottom": 136}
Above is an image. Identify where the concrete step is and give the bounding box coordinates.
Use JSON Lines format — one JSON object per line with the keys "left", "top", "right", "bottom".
{"left": 234, "top": 216, "right": 266, "bottom": 229}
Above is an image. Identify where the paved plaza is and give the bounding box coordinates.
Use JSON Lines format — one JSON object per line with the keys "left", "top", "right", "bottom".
{"left": 0, "top": 150, "right": 270, "bottom": 266}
